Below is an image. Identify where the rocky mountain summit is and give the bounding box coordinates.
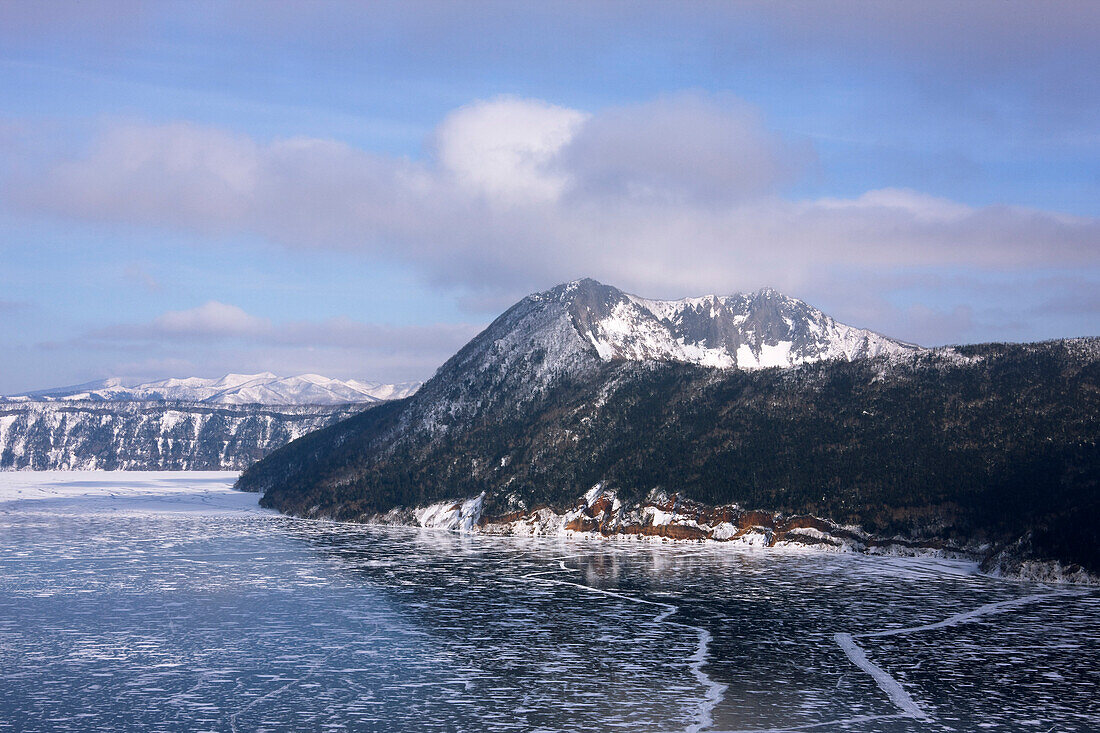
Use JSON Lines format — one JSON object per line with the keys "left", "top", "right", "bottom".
{"left": 238, "top": 280, "right": 1100, "bottom": 582}
{"left": 422, "top": 278, "right": 918, "bottom": 399}
{"left": 405, "top": 278, "right": 923, "bottom": 441}
{"left": 548, "top": 278, "right": 917, "bottom": 369}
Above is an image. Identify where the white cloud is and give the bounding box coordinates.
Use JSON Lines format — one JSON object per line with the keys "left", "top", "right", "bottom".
{"left": 45, "top": 122, "right": 260, "bottom": 228}
{"left": 815, "top": 188, "right": 974, "bottom": 222}
{"left": 433, "top": 96, "right": 588, "bottom": 203}
{"left": 152, "top": 301, "right": 270, "bottom": 337}
{"left": 562, "top": 92, "right": 806, "bottom": 203}
{"left": 83, "top": 303, "right": 481, "bottom": 351}
{"left": 11, "top": 92, "right": 1100, "bottom": 308}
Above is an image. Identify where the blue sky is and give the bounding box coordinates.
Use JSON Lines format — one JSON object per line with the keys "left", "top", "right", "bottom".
{"left": 1, "top": 1, "right": 1098, "bottom": 392}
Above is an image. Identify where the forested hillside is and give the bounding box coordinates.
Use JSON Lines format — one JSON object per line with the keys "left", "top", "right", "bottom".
{"left": 239, "top": 338, "right": 1100, "bottom": 575}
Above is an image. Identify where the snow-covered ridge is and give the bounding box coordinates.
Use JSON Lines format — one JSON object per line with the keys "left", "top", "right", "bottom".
{"left": 0, "top": 401, "right": 362, "bottom": 470}
{"left": 546, "top": 278, "right": 919, "bottom": 370}
{"left": 2, "top": 372, "right": 421, "bottom": 406}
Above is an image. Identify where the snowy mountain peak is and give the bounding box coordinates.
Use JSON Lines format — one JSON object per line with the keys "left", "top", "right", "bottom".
{"left": 2, "top": 373, "right": 422, "bottom": 405}
{"left": 534, "top": 278, "right": 919, "bottom": 371}
{"left": 419, "top": 278, "right": 921, "bottom": 428}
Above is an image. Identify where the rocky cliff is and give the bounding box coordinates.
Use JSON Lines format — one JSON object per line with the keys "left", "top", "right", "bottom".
{"left": 0, "top": 401, "right": 367, "bottom": 470}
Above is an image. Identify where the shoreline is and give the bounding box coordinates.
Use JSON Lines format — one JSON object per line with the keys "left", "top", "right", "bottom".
{"left": 289, "top": 488, "right": 1100, "bottom": 587}
{"left": 3, "top": 469, "right": 1094, "bottom": 586}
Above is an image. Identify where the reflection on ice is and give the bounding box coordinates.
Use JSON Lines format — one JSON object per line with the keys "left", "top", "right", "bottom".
{"left": 0, "top": 472, "right": 1097, "bottom": 732}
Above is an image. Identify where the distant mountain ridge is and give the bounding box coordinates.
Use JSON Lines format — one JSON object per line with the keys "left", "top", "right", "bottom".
{"left": 0, "top": 401, "right": 366, "bottom": 470}
{"left": 2, "top": 373, "right": 422, "bottom": 406}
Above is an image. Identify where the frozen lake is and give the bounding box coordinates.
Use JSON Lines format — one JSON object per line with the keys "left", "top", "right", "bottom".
{"left": 1, "top": 472, "right": 1097, "bottom": 732}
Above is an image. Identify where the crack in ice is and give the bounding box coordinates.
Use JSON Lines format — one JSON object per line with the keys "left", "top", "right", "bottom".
{"left": 832, "top": 632, "right": 926, "bottom": 719}
{"left": 831, "top": 588, "right": 1086, "bottom": 725}
{"left": 508, "top": 555, "right": 725, "bottom": 733}
{"left": 854, "top": 589, "right": 1085, "bottom": 639}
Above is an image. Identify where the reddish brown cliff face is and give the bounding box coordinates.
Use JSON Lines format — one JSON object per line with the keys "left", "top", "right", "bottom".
{"left": 617, "top": 523, "right": 711, "bottom": 541}
{"left": 472, "top": 489, "right": 982, "bottom": 558}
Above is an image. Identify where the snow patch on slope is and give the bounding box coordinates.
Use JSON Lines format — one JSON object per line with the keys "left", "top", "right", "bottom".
{"left": 414, "top": 493, "right": 485, "bottom": 533}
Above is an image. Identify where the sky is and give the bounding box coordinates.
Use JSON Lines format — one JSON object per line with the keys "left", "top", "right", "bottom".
{"left": 0, "top": 1, "right": 1098, "bottom": 393}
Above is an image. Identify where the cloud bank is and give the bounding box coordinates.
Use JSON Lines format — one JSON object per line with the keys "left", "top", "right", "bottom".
{"left": 40, "top": 302, "right": 484, "bottom": 385}
{"left": 79, "top": 301, "right": 479, "bottom": 352}
{"left": 1, "top": 89, "right": 1096, "bottom": 366}
{"left": 15, "top": 92, "right": 1098, "bottom": 311}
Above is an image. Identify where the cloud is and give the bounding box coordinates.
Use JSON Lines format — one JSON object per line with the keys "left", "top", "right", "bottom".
{"left": 1031, "top": 281, "right": 1100, "bottom": 317}
{"left": 81, "top": 302, "right": 269, "bottom": 341}
{"left": 793, "top": 269, "right": 1100, "bottom": 347}
{"left": 433, "top": 97, "right": 589, "bottom": 203}
{"left": 562, "top": 92, "right": 807, "bottom": 203}
{"left": 752, "top": 2, "right": 1100, "bottom": 85}
{"left": 153, "top": 301, "right": 270, "bottom": 337}
{"left": 0, "top": 1, "right": 149, "bottom": 51}
{"left": 428, "top": 93, "right": 800, "bottom": 206}
{"left": 9, "top": 92, "right": 1100, "bottom": 306}
{"left": 199, "top": 2, "right": 1100, "bottom": 106}
{"left": 45, "top": 302, "right": 486, "bottom": 383}
{"left": 37, "top": 122, "right": 261, "bottom": 230}
{"left": 80, "top": 302, "right": 482, "bottom": 352}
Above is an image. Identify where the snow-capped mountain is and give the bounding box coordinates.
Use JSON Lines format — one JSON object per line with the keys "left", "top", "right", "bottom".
{"left": 418, "top": 278, "right": 919, "bottom": 412}
{"left": 2, "top": 373, "right": 422, "bottom": 406}
{"left": 236, "top": 277, "right": 1100, "bottom": 581}
{"left": 240, "top": 277, "right": 929, "bottom": 494}
{"left": 235, "top": 279, "right": 1100, "bottom": 582}
{"left": 540, "top": 278, "right": 918, "bottom": 370}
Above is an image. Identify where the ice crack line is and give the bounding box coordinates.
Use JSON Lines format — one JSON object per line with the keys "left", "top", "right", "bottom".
{"left": 834, "top": 588, "right": 1086, "bottom": 722}
{"left": 854, "top": 589, "right": 1085, "bottom": 639}
{"left": 833, "top": 633, "right": 925, "bottom": 719}
{"left": 508, "top": 555, "right": 725, "bottom": 733}
{"left": 226, "top": 626, "right": 380, "bottom": 733}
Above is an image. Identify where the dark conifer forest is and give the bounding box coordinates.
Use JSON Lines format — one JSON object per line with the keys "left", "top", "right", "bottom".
{"left": 239, "top": 339, "right": 1100, "bottom": 574}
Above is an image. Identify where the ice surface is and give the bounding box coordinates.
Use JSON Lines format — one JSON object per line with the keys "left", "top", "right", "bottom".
{"left": 1, "top": 472, "right": 1097, "bottom": 732}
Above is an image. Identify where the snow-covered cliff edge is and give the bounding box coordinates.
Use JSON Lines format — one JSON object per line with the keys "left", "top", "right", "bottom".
{"left": 0, "top": 401, "right": 365, "bottom": 470}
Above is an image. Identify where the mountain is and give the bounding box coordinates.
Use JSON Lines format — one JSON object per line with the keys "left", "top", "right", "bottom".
{"left": 0, "top": 401, "right": 368, "bottom": 470}
{"left": 392, "top": 278, "right": 920, "bottom": 437}
{"left": 555, "top": 278, "right": 917, "bottom": 369}
{"left": 0, "top": 372, "right": 419, "bottom": 470}
{"left": 2, "top": 373, "right": 422, "bottom": 406}
{"left": 236, "top": 279, "right": 1100, "bottom": 581}
{"left": 424, "top": 277, "right": 917, "bottom": 395}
